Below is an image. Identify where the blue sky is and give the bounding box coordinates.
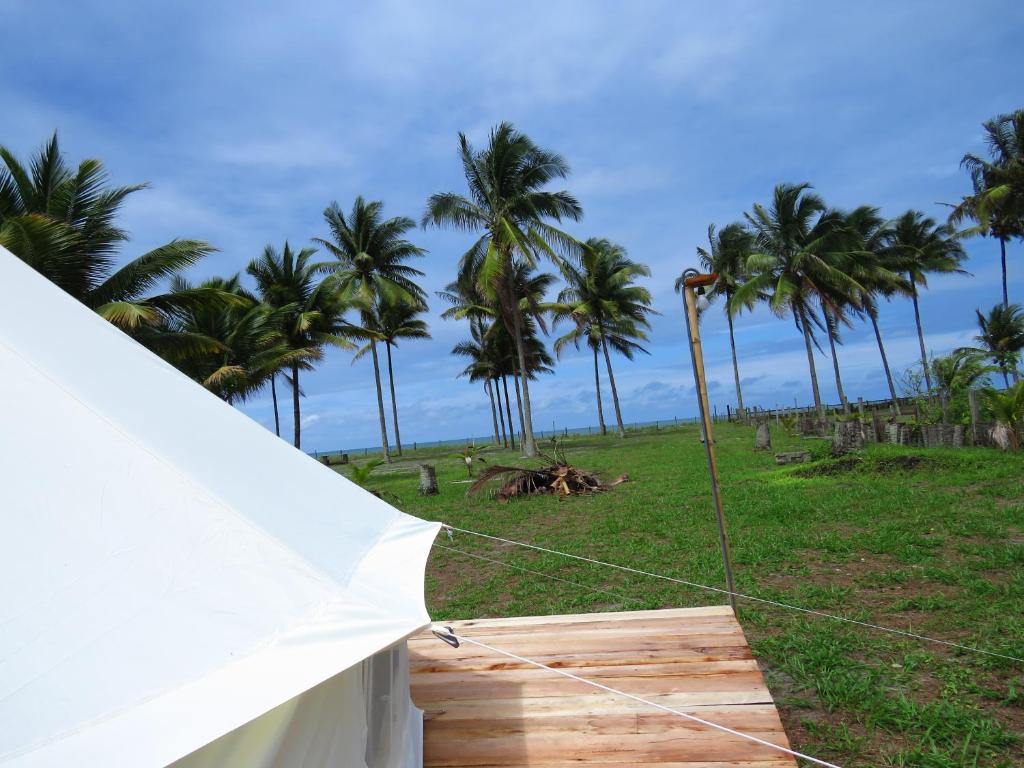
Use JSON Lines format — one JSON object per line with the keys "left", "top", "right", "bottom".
{"left": 3, "top": 0, "right": 1022, "bottom": 451}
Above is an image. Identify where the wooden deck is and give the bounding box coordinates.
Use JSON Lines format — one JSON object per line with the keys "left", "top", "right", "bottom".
{"left": 409, "top": 606, "right": 796, "bottom": 767}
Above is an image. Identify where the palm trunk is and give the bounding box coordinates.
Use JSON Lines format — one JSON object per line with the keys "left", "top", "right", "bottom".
{"left": 501, "top": 375, "right": 516, "bottom": 449}
{"left": 870, "top": 311, "right": 902, "bottom": 416}
{"left": 270, "top": 374, "right": 280, "bottom": 437}
{"left": 910, "top": 276, "right": 933, "bottom": 391}
{"left": 600, "top": 331, "right": 626, "bottom": 438}
{"left": 486, "top": 380, "right": 501, "bottom": 445}
{"left": 725, "top": 298, "right": 745, "bottom": 417}
{"left": 512, "top": 372, "right": 526, "bottom": 440}
{"left": 494, "top": 377, "right": 509, "bottom": 447}
{"left": 369, "top": 340, "right": 392, "bottom": 463}
{"left": 291, "top": 362, "right": 301, "bottom": 449}
{"left": 825, "top": 308, "right": 850, "bottom": 413}
{"left": 799, "top": 307, "right": 824, "bottom": 418}
{"left": 999, "top": 236, "right": 1008, "bottom": 307}
{"left": 593, "top": 345, "right": 607, "bottom": 436}
{"left": 508, "top": 273, "right": 537, "bottom": 457}
{"left": 385, "top": 342, "right": 402, "bottom": 455}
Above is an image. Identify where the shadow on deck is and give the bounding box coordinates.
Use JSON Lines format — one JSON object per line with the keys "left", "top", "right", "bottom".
{"left": 409, "top": 606, "right": 796, "bottom": 767}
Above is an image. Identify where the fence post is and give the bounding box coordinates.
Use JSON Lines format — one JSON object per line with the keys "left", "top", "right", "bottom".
{"left": 968, "top": 389, "right": 981, "bottom": 444}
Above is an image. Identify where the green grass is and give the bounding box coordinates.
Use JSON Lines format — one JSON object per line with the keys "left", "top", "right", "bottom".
{"left": 330, "top": 423, "right": 1024, "bottom": 767}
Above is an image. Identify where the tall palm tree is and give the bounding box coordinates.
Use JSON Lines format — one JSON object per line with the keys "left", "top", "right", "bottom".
{"left": 555, "top": 238, "right": 653, "bottom": 437}
{"left": 842, "top": 206, "right": 911, "bottom": 413}
{"left": 316, "top": 197, "right": 426, "bottom": 463}
{"left": 505, "top": 317, "right": 556, "bottom": 437}
{"left": 247, "top": 243, "right": 353, "bottom": 449}
{"left": 555, "top": 322, "right": 607, "bottom": 435}
{"left": 451, "top": 319, "right": 505, "bottom": 447}
{"left": 423, "top": 122, "right": 583, "bottom": 457}
{"left": 889, "top": 211, "right": 967, "bottom": 391}
{"left": 0, "top": 133, "right": 215, "bottom": 337}
{"left": 438, "top": 277, "right": 504, "bottom": 445}
{"left": 736, "top": 183, "right": 861, "bottom": 417}
{"left": 354, "top": 297, "right": 430, "bottom": 456}
{"left": 443, "top": 263, "right": 559, "bottom": 447}
{"left": 555, "top": 316, "right": 647, "bottom": 436}
{"left": 161, "top": 275, "right": 305, "bottom": 405}
{"left": 954, "top": 109, "right": 1024, "bottom": 306}
{"left": 958, "top": 304, "right": 1024, "bottom": 386}
{"left": 692, "top": 223, "right": 755, "bottom": 416}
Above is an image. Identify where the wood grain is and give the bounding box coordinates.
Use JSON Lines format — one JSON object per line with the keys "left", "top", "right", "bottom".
{"left": 410, "top": 607, "right": 797, "bottom": 767}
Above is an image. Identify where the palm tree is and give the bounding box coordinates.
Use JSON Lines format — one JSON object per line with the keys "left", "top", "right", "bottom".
{"left": 451, "top": 318, "right": 506, "bottom": 447}
{"left": 316, "top": 197, "right": 426, "bottom": 463}
{"left": 161, "top": 274, "right": 305, "bottom": 405}
{"left": 954, "top": 109, "right": 1024, "bottom": 306}
{"left": 439, "top": 277, "right": 505, "bottom": 446}
{"left": 929, "top": 351, "right": 993, "bottom": 424}
{"left": 556, "top": 238, "right": 653, "bottom": 437}
{"left": 983, "top": 381, "right": 1024, "bottom": 451}
{"left": 0, "top": 133, "right": 216, "bottom": 337}
{"left": 555, "top": 316, "right": 647, "bottom": 436}
{"left": 889, "top": 211, "right": 967, "bottom": 391}
{"left": 736, "top": 183, "right": 861, "bottom": 417}
{"left": 505, "top": 318, "right": 556, "bottom": 437}
{"left": 555, "top": 322, "right": 607, "bottom": 435}
{"left": 247, "top": 243, "right": 353, "bottom": 449}
{"left": 842, "top": 206, "right": 910, "bottom": 414}
{"left": 354, "top": 296, "right": 430, "bottom": 456}
{"left": 691, "top": 223, "right": 755, "bottom": 416}
{"left": 444, "top": 263, "right": 558, "bottom": 448}
{"left": 423, "top": 122, "right": 583, "bottom": 457}
{"left": 958, "top": 303, "right": 1024, "bottom": 386}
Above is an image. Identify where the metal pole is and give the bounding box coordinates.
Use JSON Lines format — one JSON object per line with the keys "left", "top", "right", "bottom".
{"left": 681, "top": 270, "right": 738, "bottom": 613}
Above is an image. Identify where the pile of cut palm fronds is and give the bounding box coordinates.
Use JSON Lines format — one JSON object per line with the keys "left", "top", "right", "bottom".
{"left": 466, "top": 441, "right": 627, "bottom": 502}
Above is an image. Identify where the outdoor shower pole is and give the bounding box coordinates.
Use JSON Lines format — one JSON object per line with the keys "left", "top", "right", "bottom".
{"left": 681, "top": 268, "right": 738, "bottom": 613}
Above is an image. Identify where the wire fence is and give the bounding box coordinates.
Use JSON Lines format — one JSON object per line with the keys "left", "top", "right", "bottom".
{"left": 308, "top": 390, "right": 982, "bottom": 460}
{"left": 310, "top": 414, "right": 713, "bottom": 459}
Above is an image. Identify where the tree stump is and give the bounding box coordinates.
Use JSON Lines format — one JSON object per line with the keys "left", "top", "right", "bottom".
{"left": 754, "top": 422, "right": 772, "bottom": 450}
{"left": 775, "top": 451, "right": 811, "bottom": 465}
{"left": 418, "top": 464, "right": 439, "bottom": 496}
{"left": 832, "top": 420, "right": 865, "bottom": 455}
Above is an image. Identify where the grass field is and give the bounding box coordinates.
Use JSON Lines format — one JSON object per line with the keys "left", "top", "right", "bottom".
{"left": 332, "top": 423, "right": 1024, "bottom": 767}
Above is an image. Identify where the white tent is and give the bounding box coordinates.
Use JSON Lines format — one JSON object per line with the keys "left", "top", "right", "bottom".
{"left": 0, "top": 248, "right": 441, "bottom": 768}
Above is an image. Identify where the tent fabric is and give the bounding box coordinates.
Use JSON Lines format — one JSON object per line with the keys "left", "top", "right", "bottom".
{"left": 170, "top": 643, "right": 422, "bottom": 768}
{"left": 0, "top": 248, "right": 440, "bottom": 767}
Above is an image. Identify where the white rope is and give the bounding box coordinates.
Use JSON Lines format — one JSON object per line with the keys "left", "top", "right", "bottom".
{"left": 434, "top": 627, "right": 843, "bottom": 768}
{"left": 441, "top": 525, "right": 1024, "bottom": 664}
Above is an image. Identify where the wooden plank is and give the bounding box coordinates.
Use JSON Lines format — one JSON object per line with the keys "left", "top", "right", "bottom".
{"left": 410, "top": 632, "right": 752, "bottom": 662}
{"left": 430, "top": 605, "right": 735, "bottom": 630}
{"left": 410, "top": 606, "right": 796, "bottom": 768}
{"left": 421, "top": 697, "right": 783, "bottom": 721}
